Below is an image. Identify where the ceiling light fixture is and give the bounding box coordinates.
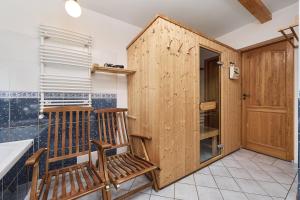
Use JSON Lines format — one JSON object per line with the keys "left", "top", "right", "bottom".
{"left": 65, "top": 0, "right": 82, "bottom": 18}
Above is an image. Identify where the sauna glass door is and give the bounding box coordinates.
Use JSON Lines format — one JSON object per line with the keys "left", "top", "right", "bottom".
{"left": 199, "top": 47, "right": 221, "bottom": 163}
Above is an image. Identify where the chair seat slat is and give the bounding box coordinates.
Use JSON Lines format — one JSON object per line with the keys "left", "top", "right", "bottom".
{"left": 123, "top": 153, "right": 148, "bottom": 169}
{"left": 112, "top": 156, "right": 134, "bottom": 175}
{"left": 52, "top": 171, "right": 59, "bottom": 200}
{"left": 68, "top": 167, "right": 76, "bottom": 196}
{"left": 118, "top": 154, "right": 142, "bottom": 172}
{"left": 61, "top": 171, "right": 66, "bottom": 198}
{"left": 87, "top": 167, "right": 99, "bottom": 185}
{"left": 94, "top": 108, "right": 159, "bottom": 198}
{"left": 116, "top": 155, "right": 138, "bottom": 173}
{"left": 106, "top": 161, "right": 123, "bottom": 179}
{"left": 42, "top": 175, "right": 52, "bottom": 200}
{"left": 107, "top": 157, "right": 128, "bottom": 177}
{"left": 81, "top": 165, "right": 92, "bottom": 189}
{"left": 75, "top": 167, "right": 84, "bottom": 192}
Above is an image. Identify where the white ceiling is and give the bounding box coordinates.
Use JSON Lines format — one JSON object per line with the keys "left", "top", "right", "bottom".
{"left": 81, "top": 0, "right": 298, "bottom": 38}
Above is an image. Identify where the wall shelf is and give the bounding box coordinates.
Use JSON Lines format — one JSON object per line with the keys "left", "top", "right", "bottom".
{"left": 91, "top": 64, "right": 136, "bottom": 75}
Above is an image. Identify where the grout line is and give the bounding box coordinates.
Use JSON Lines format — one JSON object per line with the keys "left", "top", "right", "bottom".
{"left": 174, "top": 183, "right": 176, "bottom": 200}
{"left": 229, "top": 150, "right": 296, "bottom": 198}
{"left": 283, "top": 172, "right": 298, "bottom": 199}
{"left": 208, "top": 164, "right": 225, "bottom": 200}
{"left": 192, "top": 173, "right": 200, "bottom": 200}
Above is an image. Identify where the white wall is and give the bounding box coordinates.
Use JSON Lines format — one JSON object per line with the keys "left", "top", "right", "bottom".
{"left": 217, "top": 3, "right": 299, "bottom": 49}
{"left": 0, "top": 0, "right": 141, "bottom": 107}
{"left": 217, "top": 2, "right": 299, "bottom": 162}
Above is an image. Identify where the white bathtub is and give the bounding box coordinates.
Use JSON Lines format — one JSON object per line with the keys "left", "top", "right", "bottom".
{"left": 0, "top": 139, "right": 33, "bottom": 180}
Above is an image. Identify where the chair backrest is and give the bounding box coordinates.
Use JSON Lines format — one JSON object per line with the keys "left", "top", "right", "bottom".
{"left": 94, "top": 108, "right": 130, "bottom": 148}
{"left": 43, "top": 106, "right": 93, "bottom": 172}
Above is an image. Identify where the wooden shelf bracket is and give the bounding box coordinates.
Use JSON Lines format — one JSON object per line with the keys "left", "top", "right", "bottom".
{"left": 278, "top": 23, "right": 299, "bottom": 48}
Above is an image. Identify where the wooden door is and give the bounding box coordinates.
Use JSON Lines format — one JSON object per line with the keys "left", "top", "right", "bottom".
{"left": 242, "top": 40, "right": 294, "bottom": 160}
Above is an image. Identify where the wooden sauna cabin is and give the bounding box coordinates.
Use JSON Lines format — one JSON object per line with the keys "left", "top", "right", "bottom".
{"left": 126, "top": 15, "right": 241, "bottom": 188}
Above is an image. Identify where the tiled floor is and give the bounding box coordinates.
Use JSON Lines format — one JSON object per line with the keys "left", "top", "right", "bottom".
{"left": 81, "top": 149, "right": 298, "bottom": 200}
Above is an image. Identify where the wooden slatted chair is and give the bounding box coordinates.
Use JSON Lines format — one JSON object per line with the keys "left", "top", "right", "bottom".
{"left": 94, "top": 108, "right": 158, "bottom": 199}
{"left": 25, "top": 106, "right": 111, "bottom": 200}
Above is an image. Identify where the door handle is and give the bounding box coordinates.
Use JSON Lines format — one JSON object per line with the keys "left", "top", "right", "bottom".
{"left": 242, "top": 94, "right": 250, "bottom": 100}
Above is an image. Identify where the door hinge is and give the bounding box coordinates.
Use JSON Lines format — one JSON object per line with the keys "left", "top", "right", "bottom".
{"left": 217, "top": 144, "right": 224, "bottom": 149}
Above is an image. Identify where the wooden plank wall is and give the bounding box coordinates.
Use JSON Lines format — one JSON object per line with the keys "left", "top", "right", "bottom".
{"left": 127, "top": 16, "right": 242, "bottom": 188}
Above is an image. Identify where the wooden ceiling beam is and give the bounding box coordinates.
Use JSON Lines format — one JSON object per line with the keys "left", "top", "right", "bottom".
{"left": 238, "top": 0, "right": 272, "bottom": 23}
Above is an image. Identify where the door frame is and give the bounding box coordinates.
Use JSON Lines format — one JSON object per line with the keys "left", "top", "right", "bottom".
{"left": 198, "top": 44, "right": 224, "bottom": 168}
{"left": 241, "top": 38, "right": 295, "bottom": 161}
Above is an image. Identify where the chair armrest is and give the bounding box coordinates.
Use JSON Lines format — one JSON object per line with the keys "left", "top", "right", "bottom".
{"left": 25, "top": 148, "right": 47, "bottom": 166}
{"left": 130, "top": 134, "right": 152, "bottom": 140}
{"left": 91, "top": 140, "right": 112, "bottom": 151}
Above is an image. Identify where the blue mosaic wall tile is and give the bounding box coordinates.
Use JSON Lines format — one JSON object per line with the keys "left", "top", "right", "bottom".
{"left": 0, "top": 91, "right": 118, "bottom": 197}
{"left": 0, "top": 147, "right": 32, "bottom": 200}
{"left": 0, "top": 128, "right": 10, "bottom": 143}
{"left": 17, "top": 167, "right": 30, "bottom": 200}
{"left": 10, "top": 98, "right": 39, "bottom": 127}
{"left": 10, "top": 125, "right": 39, "bottom": 141}
{"left": 0, "top": 179, "right": 2, "bottom": 200}
{"left": 298, "top": 98, "right": 300, "bottom": 196}
{"left": 3, "top": 176, "right": 17, "bottom": 200}
{"left": 0, "top": 99, "right": 9, "bottom": 128}
{"left": 92, "top": 98, "right": 117, "bottom": 109}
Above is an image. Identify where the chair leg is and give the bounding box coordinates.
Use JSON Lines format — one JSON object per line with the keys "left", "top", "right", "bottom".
{"left": 150, "top": 171, "right": 159, "bottom": 192}
{"left": 102, "top": 187, "right": 111, "bottom": 200}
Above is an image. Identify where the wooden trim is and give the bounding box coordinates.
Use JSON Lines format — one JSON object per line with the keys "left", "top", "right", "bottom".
{"left": 126, "top": 14, "right": 237, "bottom": 52}
{"left": 238, "top": 0, "right": 272, "bottom": 23}
{"left": 239, "top": 34, "right": 294, "bottom": 52}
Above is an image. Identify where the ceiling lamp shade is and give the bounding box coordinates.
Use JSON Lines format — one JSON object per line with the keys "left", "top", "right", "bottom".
{"left": 65, "top": 0, "right": 82, "bottom": 18}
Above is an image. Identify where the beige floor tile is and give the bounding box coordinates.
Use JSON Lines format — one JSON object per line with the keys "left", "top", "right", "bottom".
{"left": 251, "top": 154, "right": 277, "bottom": 165}
{"left": 214, "top": 176, "right": 241, "bottom": 191}
{"left": 247, "top": 169, "right": 276, "bottom": 182}
{"left": 196, "top": 166, "right": 211, "bottom": 175}
{"left": 174, "top": 183, "right": 198, "bottom": 200}
{"left": 256, "top": 163, "right": 283, "bottom": 173}
{"left": 119, "top": 179, "right": 135, "bottom": 190}
{"left": 210, "top": 160, "right": 224, "bottom": 167}
{"left": 272, "top": 159, "right": 297, "bottom": 170}
{"left": 220, "top": 189, "right": 248, "bottom": 200}
{"left": 238, "top": 160, "right": 261, "bottom": 171}
{"left": 245, "top": 193, "right": 273, "bottom": 200}
{"left": 280, "top": 183, "right": 291, "bottom": 190}
{"left": 222, "top": 159, "right": 243, "bottom": 168}
{"left": 267, "top": 171, "right": 294, "bottom": 184}
{"left": 285, "top": 190, "right": 297, "bottom": 200}
{"left": 194, "top": 174, "right": 217, "bottom": 188}
{"left": 130, "top": 193, "right": 151, "bottom": 200}
{"left": 197, "top": 186, "right": 223, "bottom": 200}
{"left": 131, "top": 175, "right": 151, "bottom": 190}
{"left": 178, "top": 174, "right": 195, "bottom": 185}
{"left": 235, "top": 178, "right": 267, "bottom": 195}
{"left": 151, "top": 184, "right": 174, "bottom": 198}
{"left": 257, "top": 181, "right": 288, "bottom": 198}
{"left": 150, "top": 195, "right": 173, "bottom": 200}
{"left": 209, "top": 166, "right": 231, "bottom": 177}
{"left": 227, "top": 167, "right": 253, "bottom": 179}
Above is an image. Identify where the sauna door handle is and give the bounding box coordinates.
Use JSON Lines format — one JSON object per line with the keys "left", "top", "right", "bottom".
{"left": 242, "top": 93, "right": 250, "bottom": 100}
